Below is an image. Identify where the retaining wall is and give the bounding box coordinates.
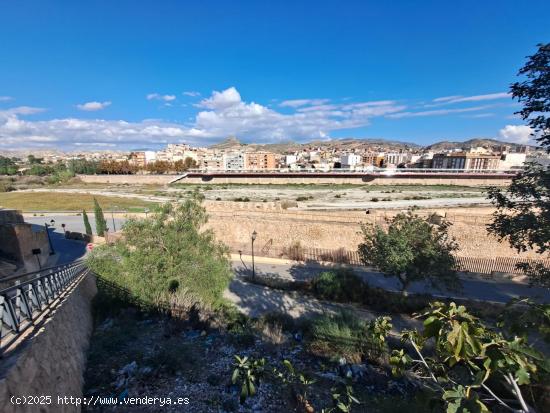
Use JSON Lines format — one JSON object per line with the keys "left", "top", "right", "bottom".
{"left": 0, "top": 274, "right": 97, "bottom": 413}
{"left": 77, "top": 174, "right": 512, "bottom": 187}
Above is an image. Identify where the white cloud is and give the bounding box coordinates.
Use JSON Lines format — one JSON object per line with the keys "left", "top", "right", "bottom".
{"left": 433, "top": 95, "right": 463, "bottom": 103}
{"left": 431, "top": 92, "right": 510, "bottom": 105}
{"left": 498, "top": 125, "right": 534, "bottom": 144}
{"left": 146, "top": 93, "right": 176, "bottom": 102}
{"left": 387, "top": 105, "right": 493, "bottom": 119}
{"left": 0, "top": 87, "right": 519, "bottom": 150}
{"left": 0, "top": 96, "right": 14, "bottom": 102}
{"left": 183, "top": 91, "right": 201, "bottom": 97}
{"left": 4, "top": 106, "right": 46, "bottom": 116}
{"left": 197, "top": 87, "right": 242, "bottom": 109}
{"left": 76, "top": 101, "right": 112, "bottom": 111}
{"left": 279, "top": 98, "right": 330, "bottom": 108}
{"left": 0, "top": 88, "right": 407, "bottom": 149}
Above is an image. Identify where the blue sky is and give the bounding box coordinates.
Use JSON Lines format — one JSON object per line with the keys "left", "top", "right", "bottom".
{"left": 0, "top": 0, "right": 548, "bottom": 150}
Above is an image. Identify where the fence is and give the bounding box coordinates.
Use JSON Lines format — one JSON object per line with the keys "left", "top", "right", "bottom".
{"left": 0, "top": 260, "right": 88, "bottom": 354}
{"left": 233, "top": 243, "right": 549, "bottom": 276}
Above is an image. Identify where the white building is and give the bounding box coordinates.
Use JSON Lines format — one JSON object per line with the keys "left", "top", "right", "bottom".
{"left": 285, "top": 155, "right": 298, "bottom": 166}
{"left": 498, "top": 152, "right": 527, "bottom": 170}
{"left": 224, "top": 152, "right": 245, "bottom": 170}
{"left": 384, "top": 152, "right": 411, "bottom": 167}
{"left": 340, "top": 153, "right": 362, "bottom": 168}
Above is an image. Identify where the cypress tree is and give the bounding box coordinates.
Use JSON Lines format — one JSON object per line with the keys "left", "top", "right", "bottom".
{"left": 82, "top": 209, "right": 93, "bottom": 235}
{"left": 93, "top": 198, "right": 108, "bottom": 236}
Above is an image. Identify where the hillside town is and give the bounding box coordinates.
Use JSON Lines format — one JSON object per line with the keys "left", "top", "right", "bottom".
{"left": 1, "top": 138, "right": 549, "bottom": 174}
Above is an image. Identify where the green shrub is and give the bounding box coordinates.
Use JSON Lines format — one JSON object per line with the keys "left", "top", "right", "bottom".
{"left": 308, "top": 311, "right": 366, "bottom": 362}
{"left": 309, "top": 311, "right": 392, "bottom": 363}
{"left": 87, "top": 194, "right": 232, "bottom": 312}
{"left": 311, "top": 269, "right": 365, "bottom": 302}
{"left": 0, "top": 181, "right": 15, "bottom": 192}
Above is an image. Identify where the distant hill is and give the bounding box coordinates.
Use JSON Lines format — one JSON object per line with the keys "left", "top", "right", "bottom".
{"left": 209, "top": 137, "right": 422, "bottom": 152}
{"left": 425, "top": 138, "right": 532, "bottom": 151}
{"left": 209, "top": 136, "right": 244, "bottom": 150}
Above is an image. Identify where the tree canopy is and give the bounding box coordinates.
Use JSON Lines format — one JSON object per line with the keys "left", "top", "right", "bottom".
{"left": 510, "top": 43, "right": 550, "bottom": 149}
{"left": 93, "top": 198, "right": 108, "bottom": 236}
{"left": 487, "top": 43, "right": 550, "bottom": 287}
{"left": 87, "top": 194, "right": 232, "bottom": 310}
{"left": 358, "top": 212, "right": 459, "bottom": 292}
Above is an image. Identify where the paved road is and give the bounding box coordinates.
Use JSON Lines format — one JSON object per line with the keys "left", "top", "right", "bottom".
{"left": 29, "top": 224, "right": 87, "bottom": 267}
{"left": 25, "top": 214, "right": 127, "bottom": 235}
{"left": 231, "top": 259, "right": 550, "bottom": 304}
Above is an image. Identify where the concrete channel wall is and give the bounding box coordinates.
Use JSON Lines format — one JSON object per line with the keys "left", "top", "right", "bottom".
{"left": 0, "top": 274, "right": 97, "bottom": 413}
{"left": 78, "top": 173, "right": 512, "bottom": 186}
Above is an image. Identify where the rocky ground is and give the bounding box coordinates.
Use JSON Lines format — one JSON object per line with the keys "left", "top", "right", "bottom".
{"left": 82, "top": 308, "right": 427, "bottom": 413}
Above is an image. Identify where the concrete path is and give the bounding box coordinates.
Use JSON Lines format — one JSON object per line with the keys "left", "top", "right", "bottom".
{"left": 231, "top": 255, "right": 550, "bottom": 304}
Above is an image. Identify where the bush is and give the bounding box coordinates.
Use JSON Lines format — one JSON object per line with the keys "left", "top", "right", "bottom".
{"left": 309, "top": 311, "right": 366, "bottom": 362}
{"left": 0, "top": 181, "right": 15, "bottom": 192}
{"left": 283, "top": 240, "right": 305, "bottom": 260}
{"left": 309, "top": 311, "right": 393, "bottom": 363}
{"left": 370, "top": 197, "right": 379, "bottom": 202}
{"left": 311, "top": 269, "right": 365, "bottom": 302}
{"left": 280, "top": 200, "right": 298, "bottom": 209}
{"left": 87, "top": 194, "right": 232, "bottom": 312}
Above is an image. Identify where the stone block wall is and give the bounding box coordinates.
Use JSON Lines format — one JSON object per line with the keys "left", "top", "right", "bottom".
{"left": 0, "top": 274, "right": 97, "bottom": 413}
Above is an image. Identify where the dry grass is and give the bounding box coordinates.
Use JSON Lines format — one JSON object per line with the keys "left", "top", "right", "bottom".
{"left": 0, "top": 192, "right": 156, "bottom": 212}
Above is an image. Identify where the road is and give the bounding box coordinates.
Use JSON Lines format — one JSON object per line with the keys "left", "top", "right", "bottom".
{"left": 231, "top": 258, "right": 550, "bottom": 304}
{"left": 25, "top": 214, "right": 127, "bottom": 235}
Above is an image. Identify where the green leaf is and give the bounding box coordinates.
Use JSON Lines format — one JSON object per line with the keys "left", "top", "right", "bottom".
{"left": 515, "top": 367, "right": 531, "bottom": 385}
{"left": 231, "top": 368, "right": 239, "bottom": 384}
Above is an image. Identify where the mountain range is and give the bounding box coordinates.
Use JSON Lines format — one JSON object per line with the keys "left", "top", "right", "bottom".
{"left": 209, "top": 137, "right": 533, "bottom": 152}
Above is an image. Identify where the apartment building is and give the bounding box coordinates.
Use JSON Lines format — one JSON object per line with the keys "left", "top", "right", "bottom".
{"left": 129, "top": 151, "right": 156, "bottom": 168}
{"left": 432, "top": 152, "right": 500, "bottom": 170}
{"left": 361, "top": 152, "right": 385, "bottom": 167}
{"left": 201, "top": 154, "right": 224, "bottom": 170}
{"left": 384, "top": 152, "right": 411, "bottom": 167}
{"left": 340, "top": 153, "right": 362, "bottom": 168}
{"left": 498, "top": 152, "right": 527, "bottom": 169}
{"left": 245, "top": 152, "right": 276, "bottom": 169}
{"left": 224, "top": 152, "right": 245, "bottom": 170}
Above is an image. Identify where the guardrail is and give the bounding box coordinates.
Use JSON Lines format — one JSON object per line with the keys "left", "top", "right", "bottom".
{"left": 183, "top": 167, "right": 520, "bottom": 175}
{"left": 0, "top": 260, "right": 88, "bottom": 354}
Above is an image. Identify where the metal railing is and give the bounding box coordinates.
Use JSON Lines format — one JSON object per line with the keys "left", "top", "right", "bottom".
{"left": 0, "top": 260, "right": 88, "bottom": 354}
{"left": 183, "top": 167, "right": 520, "bottom": 175}
{"left": 231, "top": 243, "right": 550, "bottom": 277}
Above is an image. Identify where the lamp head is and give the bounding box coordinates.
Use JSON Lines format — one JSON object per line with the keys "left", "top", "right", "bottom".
{"left": 251, "top": 230, "right": 257, "bottom": 241}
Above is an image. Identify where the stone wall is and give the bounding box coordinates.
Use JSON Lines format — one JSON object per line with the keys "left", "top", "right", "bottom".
{"left": 0, "top": 209, "right": 50, "bottom": 270}
{"left": 0, "top": 274, "right": 97, "bottom": 413}
{"left": 203, "top": 203, "right": 541, "bottom": 259}
{"left": 181, "top": 175, "right": 512, "bottom": 187}
{"left": 77, "top": 173, "right": 512, "bottom": 187}
{"left": 77, "top": 174, "right": 175, "bottom": 185}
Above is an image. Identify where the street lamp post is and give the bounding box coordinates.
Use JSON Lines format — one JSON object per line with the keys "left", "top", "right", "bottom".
{"left": 251, "top": 230, "right": 257, "bottom": 281}
{"left": 44, "top": 222, "right": 55, "bottom": 255}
